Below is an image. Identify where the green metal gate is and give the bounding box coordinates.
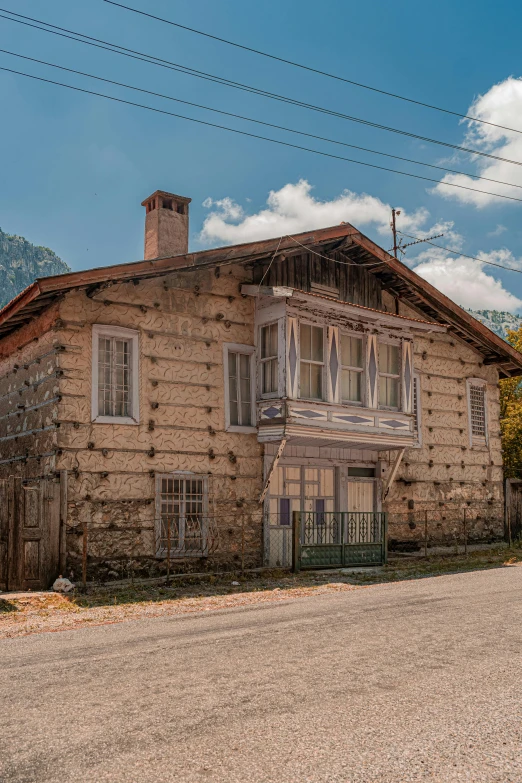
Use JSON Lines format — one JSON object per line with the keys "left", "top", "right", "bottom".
{"left": 293, "top": 511, "right": 387, "bottom": 570}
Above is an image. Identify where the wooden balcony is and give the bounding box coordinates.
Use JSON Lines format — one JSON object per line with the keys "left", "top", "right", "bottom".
{"left": 257, "top": 398, "right": 416, "bottom": 450}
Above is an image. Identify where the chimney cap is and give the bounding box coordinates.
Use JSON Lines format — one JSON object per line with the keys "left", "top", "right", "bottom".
{"left": 141, "top": 190, "right": 192, "bottom": 207}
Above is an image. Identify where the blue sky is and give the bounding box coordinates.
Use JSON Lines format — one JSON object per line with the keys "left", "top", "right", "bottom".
{"left": 2, "top": 0, "right": 522, "bottom": 311}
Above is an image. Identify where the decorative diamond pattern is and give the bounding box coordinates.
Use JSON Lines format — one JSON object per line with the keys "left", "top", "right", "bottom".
{"left": 262, "top": 406, "right": 282, "bottom": 419}
{"left": 404, "top": 345, "right": 411, "bottom": 410}
{"left": 329, "top": 330, "right": 338, "bottom": 398}
{"left": 295, "top": 410, "right": 326, "bottom": 419}
{"left": 336, "top": 414, "right": 373, "bottom": 424}
{"left": 289, "top": 322, "right": 297, "bottom": 394}
{"left": 380, "top": 419, "right": 408, "bottom": 429}
{"left": 368, "top": 339, "right": 377, "bottom": 405}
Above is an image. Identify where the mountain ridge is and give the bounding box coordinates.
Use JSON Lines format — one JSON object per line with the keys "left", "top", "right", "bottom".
{"left": 467, "top": 309, "right": 522, "bottom": 341}
{"left": 0, "top": 227, "right": 70, "bottom": 310}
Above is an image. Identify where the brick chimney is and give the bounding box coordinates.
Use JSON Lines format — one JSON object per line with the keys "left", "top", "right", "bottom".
{"left": 141, "top": 190, "right": 192, "bottom": 260}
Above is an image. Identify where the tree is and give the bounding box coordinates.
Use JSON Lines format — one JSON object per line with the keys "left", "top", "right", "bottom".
{"left": 500, "top": 328, "right": 522, "bottom": 478}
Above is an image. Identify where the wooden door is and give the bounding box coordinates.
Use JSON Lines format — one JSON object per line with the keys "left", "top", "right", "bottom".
{"left": 346, "top": 480, "right": 375, "bottom": 545}
{"left": 3, "top": 477, "right": 61, "bottom": 591}
{"left": 347, "top": 480, "right": 375, "bottom": 513}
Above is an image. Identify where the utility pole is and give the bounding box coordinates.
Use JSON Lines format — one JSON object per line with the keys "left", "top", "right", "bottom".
{"left": 390, "top": 208, "right": 444, "bottom": 259}
{"left": 391, "top": 208, "right": 401, "bottom": 258}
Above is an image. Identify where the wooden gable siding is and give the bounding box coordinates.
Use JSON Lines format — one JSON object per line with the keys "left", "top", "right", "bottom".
{"left": 253, "top": 252, "right": 383, "bottom": 310}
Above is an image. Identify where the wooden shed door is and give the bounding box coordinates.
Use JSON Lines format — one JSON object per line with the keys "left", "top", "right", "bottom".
{"left": 0, "top": 477, "right": 61, "bottom": 591}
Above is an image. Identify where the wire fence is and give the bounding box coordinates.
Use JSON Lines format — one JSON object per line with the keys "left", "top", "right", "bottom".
{"left": 64, "top": 501, "right": 508, "bottom": 586}
{"left": 65, "top": 514, "right": 265, "bottom": 587}
{"left": 387, "top": 500, "right": 505, "bottom": 554}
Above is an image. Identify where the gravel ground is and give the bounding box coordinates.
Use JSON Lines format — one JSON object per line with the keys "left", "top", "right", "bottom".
{"left": 1, "top": 545, "right": 520, "bottom": 640}
{"left": 1, "top": 566, "right": 521, "bottom": 782}
{"left": 0, "top": 581, "right": 359, "bottom": 638}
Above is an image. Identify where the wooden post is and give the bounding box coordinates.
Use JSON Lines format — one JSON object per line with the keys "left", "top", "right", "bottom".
{"left": 463, "top": 507, "right": 468, "bottom": 556}
{"left": 424, "top": 509, "right": 428, "bottom": 558}
{"left": 166, "top": 517, "right": 171, "bottom": 585}
{"left": 292, "top": 511, "right": 301, "bottom": 573}
{"left": 505, "top": 479, "right": 512, "bottom": 547}
{"left": 241, "top": 517, "right": 245, "bottom": 575}
{"left": 59, "top": 470, "right": 68, "bottom": 575}
{"left": 382, "top": 448, "right": 405, "bottom": 502}
{"left": 82, "top": 517, "right": 88, "bottom": 590}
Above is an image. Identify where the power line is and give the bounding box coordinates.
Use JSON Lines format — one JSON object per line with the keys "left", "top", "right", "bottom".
{"left": 2, "top": 8, "right": 522, "bottom": 171}
{"left": 397, "top": 231, "right": 522, "bottom": 273}
{"left": 104, "top": 0, "right": 522, "bottom": 138}
{"left": 4, "top": 63, "right": 522, "bottom": 205}
{"left": 4, "top": 47, "right": 522, "bottom": 194}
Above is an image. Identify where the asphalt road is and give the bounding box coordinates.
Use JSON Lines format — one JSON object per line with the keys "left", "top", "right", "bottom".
{"left": 1, "top": 568, "right": 522, "bottom": 783}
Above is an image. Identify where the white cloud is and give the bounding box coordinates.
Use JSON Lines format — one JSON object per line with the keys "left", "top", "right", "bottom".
{"left": 434, "top": 77, "right": 522, "bottom": 207}
{"left": 200, "top": 178, "right": 522, "bottom": 313}
{"left": 200, "top": 180, "right": 428, "bottom": 245}
{"left": 411, "top": 248, "right": 522, "bottom": 311}
{"left": 487, "top": 223, "right": 507, "bottom": 237}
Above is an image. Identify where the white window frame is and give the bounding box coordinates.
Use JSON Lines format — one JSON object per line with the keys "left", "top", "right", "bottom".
{"left": 340, "top": 331, "right": 365, "bottom": 406}
{"left": 155, "top": 471, "right": 209, "bottom": 558}
{"left": 223, "top": 343, "right": 257, "bottom": 433}
{"left": 298, "top": 321, "right": 326, "bottom": 401}
{"left": 467, "top": 378, "right": 488, "bottom": 447}
{"left": 259, "top": 321, "right": 279, "bottom": 399}
{"left": 91, "top": 324, "right": 139, "bottom": 425}
{"left": 378, "top": 339, "right": 401, "bottom": 411}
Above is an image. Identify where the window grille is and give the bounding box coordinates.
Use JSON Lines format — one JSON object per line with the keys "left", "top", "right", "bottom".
{"left": 98, "top": 336, "right": 131, "bottom": 417}
{"left": 260, "top": 323, "right": 278, "bottom": 394}
{"left": 378, "top": 342, "right": 400, "bottom": 409}
{"left": 228, "top": 351, "right": 252, "bottom": 426}
{"left": 469, "top": 384, "right": 486, "bottom": 437}
{"left": 340, "top": 334, "right": 363, "bottom": 403}
{"left": 159, "top": 475, "right": 205, "bottom": 554}
{"left": 300, "top": 324, "right": 324, "bottom": 400}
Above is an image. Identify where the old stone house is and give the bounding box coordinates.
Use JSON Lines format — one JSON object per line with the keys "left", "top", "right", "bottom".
{"left": 1, "top": 189, "right": 521, "bottom": 589}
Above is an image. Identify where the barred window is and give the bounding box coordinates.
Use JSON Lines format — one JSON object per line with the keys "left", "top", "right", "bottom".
{"left": 92, "top": 325, "right": 139, "bottom": 423}
{"left": 469, "top": 383, "right": 486, "bottom": 437}
{"left": 158, "top": 475, "right": 206, "bottom": 555}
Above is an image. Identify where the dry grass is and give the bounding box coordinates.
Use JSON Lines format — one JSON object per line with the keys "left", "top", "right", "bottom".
{"left": 1, "top": 544, "right": 521, "bottom": 639}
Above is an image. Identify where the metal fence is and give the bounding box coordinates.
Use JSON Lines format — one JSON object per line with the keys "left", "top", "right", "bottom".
{"left": 299, "top": 511, "right": 387, "bottom": 568}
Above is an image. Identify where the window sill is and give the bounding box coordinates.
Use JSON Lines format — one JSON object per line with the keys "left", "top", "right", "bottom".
{"left": 226, "top": 425, "right": 258, "bottom": 434}
{"left": 92, "top": 415, "right": 139, "bottom": 425}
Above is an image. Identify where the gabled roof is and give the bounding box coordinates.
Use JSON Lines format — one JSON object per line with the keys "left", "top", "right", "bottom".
{"left": 1, "top": 221, "right": 521, "bottom": 377}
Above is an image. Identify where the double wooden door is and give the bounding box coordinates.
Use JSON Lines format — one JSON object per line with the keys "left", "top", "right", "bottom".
{"left": 0, "top": 477, "right": 61, "bottom": 591}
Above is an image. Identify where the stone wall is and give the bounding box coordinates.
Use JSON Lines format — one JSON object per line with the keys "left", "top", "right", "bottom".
{"left": 53, "top": 264, "right": 264, "bottom": 579}
{"left": 0, "top": 302, "right": 61, "bottom": 480}
{"left": 381, "top": 297, "right": 503, "bottom": 548}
